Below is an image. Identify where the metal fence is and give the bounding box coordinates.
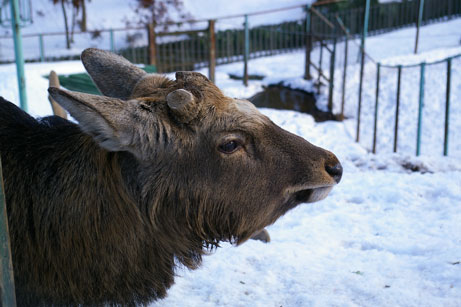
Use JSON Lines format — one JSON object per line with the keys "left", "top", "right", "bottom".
{"left": 330, "top": 29, "right": 460, "bottom": 157}
{"left": 311, "top": 0, "right": 461, "bottom": 37}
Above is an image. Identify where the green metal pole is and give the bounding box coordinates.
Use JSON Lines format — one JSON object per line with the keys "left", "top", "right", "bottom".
{"left": 328, "top": 37, "right": 336, "bottom": 112}
{"left": 0, "top": 157, "right": 17, "bottom": 307}
{"left": 394, "top": 65, "right": 402, "bottom": 153}
{"left": 243, "top": 14, "right": 249, "bottom": 86}
{"left": 361, "top": 0, "right": 371, "bottom": 50}
{"left": 10, "top": 0, "right": 28, "bottom": 112}
{"left": 372, "top": 62, "right": 380, "bottom": 154}
{"left": 39, "top": 34, "right": 45, "bottom": 62}
{"left": 443, "top": 58, "right": 451, "bottom": 156}
{"left": 416, "top": 62, "right": 425, "bottom": 156}
{"left": 110, "top": 29, "right": 115, "bottom": 52}
{"left": 414, "top": 0, "right": 425, "bottom": 54}
{"left": 356, "top": 0, "right": 371, "bottom": 142}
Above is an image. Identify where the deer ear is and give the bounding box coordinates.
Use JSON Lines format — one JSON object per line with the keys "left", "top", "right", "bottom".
{"left": 166, "top": 89, "right": 199, "bottom": 123}
{"left": 48, "top": 87, "right": 134, "bottom": 152}
{"left": 81, "top": 48, "right": 146, "bottom": 99}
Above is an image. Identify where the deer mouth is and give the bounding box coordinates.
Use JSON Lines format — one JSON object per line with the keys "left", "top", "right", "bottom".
{"left": 284, "top": 185, "right": 334, "bottom": 210}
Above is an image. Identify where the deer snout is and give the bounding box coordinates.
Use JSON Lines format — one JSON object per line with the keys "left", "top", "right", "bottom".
{"left": 325, "top": 154, "right": 343, "bottom": 184}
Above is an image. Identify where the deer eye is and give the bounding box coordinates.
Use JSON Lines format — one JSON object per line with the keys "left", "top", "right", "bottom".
{"left": 218, "top": 140, "right": 241, "bottom": 154}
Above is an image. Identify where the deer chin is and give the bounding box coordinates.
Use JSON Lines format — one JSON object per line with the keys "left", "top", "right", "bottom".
{"left": 283, "top": 184, "right": 335, "bottom": 210}
{"left": 295, "top": 186, "right": 333, "bottom": 203}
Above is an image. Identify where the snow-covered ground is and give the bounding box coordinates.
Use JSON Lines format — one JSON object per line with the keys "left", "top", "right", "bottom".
{"left": 0, "top": 14, "right": 460, "bottom": 307}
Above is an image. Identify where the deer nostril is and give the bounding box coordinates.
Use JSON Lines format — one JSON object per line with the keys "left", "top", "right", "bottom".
{"left": 325, "top": 162, "right": 343, "bottom": 184}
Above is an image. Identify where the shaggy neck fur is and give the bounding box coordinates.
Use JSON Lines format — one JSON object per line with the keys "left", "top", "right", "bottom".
{"left": 0, "top": 98, "right": 212, "bottom": 306}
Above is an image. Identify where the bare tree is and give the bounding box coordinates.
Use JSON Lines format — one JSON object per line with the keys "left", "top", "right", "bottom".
{"left": 51, "top": 0, "right": 90, "bottom": 49}
{"left": 127, "top": 0, "right": 191, "bottom": 30}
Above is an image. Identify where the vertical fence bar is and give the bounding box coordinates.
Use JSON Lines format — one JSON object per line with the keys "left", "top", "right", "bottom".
{"left": 372, "top": 63, "right": 381, "bottom": 154}
{"left": 304, "top": 5, "right": 312, "bottom": 80}
{"left": 356, "top": 0, "right": 371, "bottom": 142}
{"left": 0, "top": 157, "right": 17, "bottom": 307}
{"left": 147, "top": 24, "right": 157, "bottom": 68}
{"left": 10, "top": 0, "right": 27, "bottom": 112}
{"left": 335, "top": 14, "right": 349, "bottom": 118}
{"left": 356, "top": 51, "right": 365, "bottom": 142}
{"left": 110, "top": 29, "right": 115, "bottom": 52}
{"left": 39, "top": 34, "right": 45, "bottom": 62}
{"left": 414, "top": 0, "right": 425, "bottom": 53}
{"left": 318, "top": 44, "right": 323, "bottom": 88}
{"left": 180, "top": 40, "right": 185, "bottom": 71}
{"left": 394, "top": 65, "right": 402, "bottom": 153}
{"left": 416, "top": 62, "right": 425, "bottom": 156}
{"left": 444, "top": 58, "right": 451, "bottom": 156}
{"left": 208, "top": 19, "right": 216, "bottom": 83}
{"left": 328, "top": 37, "right": 336, "bottom": 111}
{"left": 243, "top": 15, "right": 249, "bottom": 86}
{"left": 341, "top": 35, "right": 348, "bottom": 117}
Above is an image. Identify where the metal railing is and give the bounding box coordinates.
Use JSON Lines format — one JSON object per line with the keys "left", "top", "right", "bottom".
{"left": 310, "top": 0, "right": 461, "bottom": 38}
{"left": 367, "top": 55, "right": 459, "bottom": 157}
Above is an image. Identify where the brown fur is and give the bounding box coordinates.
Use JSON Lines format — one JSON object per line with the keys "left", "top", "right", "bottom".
{"left": 0, "top": 48, "right": 342, "bottom": 306}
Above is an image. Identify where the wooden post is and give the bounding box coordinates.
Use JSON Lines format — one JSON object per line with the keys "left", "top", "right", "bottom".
{"left": 48, "top": 70, "right": 67, "bottom": 119}
{"left": 0, "top": 157, "right": 17, "bottom": 307}
{"left": 208, "top": 19, "right": 216, "bottom": 83}
{"left": 147, "top": 23, "right": 157, "bottom": 68}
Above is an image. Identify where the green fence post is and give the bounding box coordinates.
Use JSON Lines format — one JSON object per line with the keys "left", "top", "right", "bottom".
{"left": 110, "top": 29, "right": 115, "bottom": 52}
{"left": 416, "top": 62, "right": 425, "bottom": 156}
{"left": 39, "top": 34, "right": 45, "bottom": 62}
{"left": 10, "top": 0, "right": 28, "bottom": 112}
{"left": 356, "top": 0, "right": 371, "bottom": 142}
{"left": 0, "top": 157, "right": 17, "bottom": 307}
{"left": 443, "top": 58, "right": 451, "bottom": 156}
{"left": 372, "top": 62, "right": 380, "bottom": 154}
{"left": 394, "top": 65, "right": 402, "bottom": 153}
{"left": 414, "top": 0, "right": 425, "bottom": 53}
{"left": 243, "top": 14, "right": 249, "bottom": 86}
{"left": 328, "top": 37, "right": 336, "bottom": 112}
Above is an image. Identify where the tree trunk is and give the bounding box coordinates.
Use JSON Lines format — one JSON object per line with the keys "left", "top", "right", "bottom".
{"left": 81, "top": 0, "right": 87, "bottom": 32}
{"left": 70, "top": 5, "right": 78, "bottom": 42}
{"left": 61, "top": 1, "right": 71, "bottom": 49}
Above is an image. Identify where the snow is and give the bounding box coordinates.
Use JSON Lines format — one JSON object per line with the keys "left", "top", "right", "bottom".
{"left": 1, "top": 8, "right": 461, "bottom": 307}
